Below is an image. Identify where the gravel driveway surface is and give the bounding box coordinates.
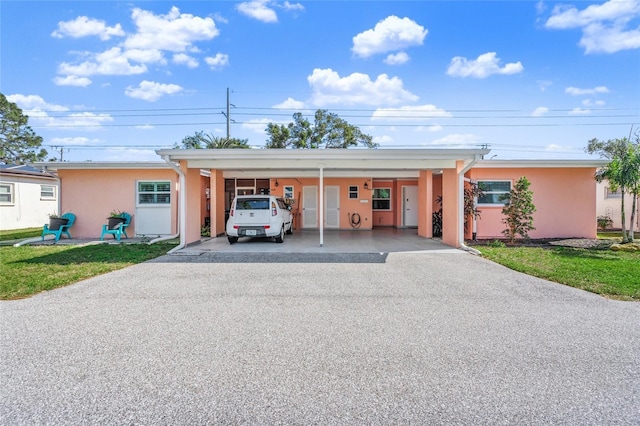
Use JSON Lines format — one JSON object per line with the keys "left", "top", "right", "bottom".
{"left": 1, "top": 251, "right": 639, "bottom": 425}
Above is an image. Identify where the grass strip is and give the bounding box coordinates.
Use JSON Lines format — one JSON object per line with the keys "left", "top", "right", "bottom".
{"left": 479, "top": 246, "right": 640, "bottom": 300}
{"left": 0, "top": 227, "right": 42, "bottom": 242}
{"left": 0, "top": 243, "right": 176, "bottom": 300}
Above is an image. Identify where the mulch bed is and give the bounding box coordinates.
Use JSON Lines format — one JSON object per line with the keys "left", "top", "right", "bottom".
{"left": 469, "top": 238, "right": 615, "bottom": 250}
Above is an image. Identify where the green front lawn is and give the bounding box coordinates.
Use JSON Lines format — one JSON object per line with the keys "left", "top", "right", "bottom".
{"left": 0, "top": 227, "right": 42, "bottom": 242}
{"left": 0, "top": 243, "right": 177, "bottom": 300}
{"left": 479, "top": 246, "right": 640, "bottom": 300}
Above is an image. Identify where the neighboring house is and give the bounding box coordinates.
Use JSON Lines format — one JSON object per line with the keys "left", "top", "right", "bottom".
{"left": 596, "top": 180, "right": 640, "bottom": 232}
{"left": 0, "top": 165, "right": 59, "bottom": 231}
{"left": 37, "top": 149, "right": 607, "bottom": 248}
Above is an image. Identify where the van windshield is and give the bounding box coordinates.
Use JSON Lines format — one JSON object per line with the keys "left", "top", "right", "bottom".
{"left": 236, "top": 198, "right": 270, "bottom": 210}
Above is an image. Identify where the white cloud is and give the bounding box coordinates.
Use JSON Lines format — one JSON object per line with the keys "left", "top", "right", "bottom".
{"left": 429, "top": 133, "right": 481, "bottom": 147}
{"left": 537, "top": 80, "right": 552, "bottom": 91}
{"left": 173, "top": 53, "right": 199, "bottom": 68}
{"left": 125, "top": 6, "right": 219, "bottom": 52}
{"left": 53, "top": 75, "right": 93, "bottom": 87}
{"left": 372, "top": 105, "right": 452, "bottom": 121}
{"left": 58, "top": 47, "right": 148, "bottom": 77}
{"left": 7, "top": 94, "right": 69, "bottom": 112}
{"left": 384, "top": 52, "right": 410, "bottom": 65}
{"left": 52, "top": 7, "right": 222, "bottom": 84}
{"left": 205, "top": 53, "right": 230, "bottom": 70}
{"left": 52, "top": 16, "right": 125, "bottom": 40}
{"left": 102, "top": 148, "right": 161, "bottom": 162}
{"left": 237, "top": 0, "right": 278, "bottom": 23}
{"left": 7, "top": 94, "right": 113, "bottom": 130}
{"left": 447, "top": 52, "right": 524, "bottom": 78}
{"left": 531, "top": 107, "right": 549, "bottom": 117}
{"left": 125, "top": 49, "right": 166, "bottom": 65}
{"left": 582, "top": 99, "right": 606, "bottom": 106}
{"left": 38, "top": 112, "right": 113, "bottom": 130}
{"left": 545, "top": 0, "right": 640, "bottom": 53}
{"left": 281, "top": 2, "right": 305, "bottom": 12}
{"left": 125, "top": 80, "right": 183, "bottom": 102}
{"left": 372, "top": 135, "right": 394, "bottom": 145}
{"left": 416, "top": 125, "right": 443, "bottom": 133}
{"left": 352, "top": 16, "right": 427, "bottom": 58}
{"left": 273, "top": 97, "right": 305, "bottom": 109}
{"left": 546, "top": 144, "right": 573, "bottom": 152}
{"left": 307, "top": 68, "right": 419, "bottom": 106}
{"left": 569, "top": 107, "right": 591, "bottom": 115}
{"left": 545, "top": 0, "right": 639, "bottom": 29}
{"left": 565, "top": 86, "right": 610, "bottom": 95}
{"left": 242, "top": 118, "right": 273, "bottom": 134}
{"left": 56, "top": 112, "right": 114, "bottom": 129}
{"left": 49, "top": 136, "right": 101, "bottom": 146}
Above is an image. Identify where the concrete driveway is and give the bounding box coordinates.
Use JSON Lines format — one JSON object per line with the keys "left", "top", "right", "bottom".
{"left": 1, "top": 235, "right": 639, "bottom": 424}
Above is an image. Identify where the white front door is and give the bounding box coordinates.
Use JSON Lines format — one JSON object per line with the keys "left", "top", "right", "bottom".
{"left": 403, "top": 185, "right": 419, "bottom": 228}
{"left": 324, "top": 186, "right": 340, "bottom": 228}
{"left": 302, "top": 186, "right": 318, "bottom": 228}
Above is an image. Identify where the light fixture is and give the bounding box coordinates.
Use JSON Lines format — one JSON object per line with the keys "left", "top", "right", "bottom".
{"left": 363, "top": 181, "right": 369, "bottom": 190}
{"left": 275, "top": 179, "right": 279, "bottom": 187}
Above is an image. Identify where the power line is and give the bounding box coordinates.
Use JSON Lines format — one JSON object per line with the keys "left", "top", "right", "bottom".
{"left": 32, "top": 121, "right": 635, "bottom": 129}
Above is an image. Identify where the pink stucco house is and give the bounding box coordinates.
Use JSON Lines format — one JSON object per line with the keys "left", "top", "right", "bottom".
{"left": 37, "top": 149, "right": 606, "bottom": 249}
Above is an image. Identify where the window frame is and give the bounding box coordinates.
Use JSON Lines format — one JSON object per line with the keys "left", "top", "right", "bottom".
{"left": 40, "top": 184, "right": 57, "bottom": 201}
{"left": 136, "top": 180, "right": 171, "bottom": 206}
{"left": 283, "top": 185, "right": 294, "bottom": 200}
{"left": 477, "top": 180, "right": 512, "bottom": 206}
{"left": 372, "top": 187, "right": 392, "bottom": 211}
{"left": 0, "top": 183, "right": 15, "bottom": 205}
{"left": 348, "top": 185, "right": 359, "bottom": 199}
{"left": 605, "top": 186, "right": 622, "bottom": 199}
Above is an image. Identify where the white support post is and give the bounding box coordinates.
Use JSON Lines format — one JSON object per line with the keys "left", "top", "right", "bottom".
{"left": 319, "top": 164, "right": 324, "bottom": 247}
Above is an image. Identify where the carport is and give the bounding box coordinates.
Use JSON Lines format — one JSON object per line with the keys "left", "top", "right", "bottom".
{"left": 155, "top": 148, "right": 490, "bottom": 252}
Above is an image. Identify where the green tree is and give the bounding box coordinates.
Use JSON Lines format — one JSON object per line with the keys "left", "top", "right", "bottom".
{"left": 586, "top": 136, "right": 640, "bottom": 243}
{"left": 0, "top": 93, "right": 47, "bottom": 164}
{"left": 500, "top": 176, "right": 536, "bottom": 243}
{"left": 265, "top": 109, "right": 378, "bottom": 149}
{"left": 174, "top": 131, "right": 250, "bottom": 149}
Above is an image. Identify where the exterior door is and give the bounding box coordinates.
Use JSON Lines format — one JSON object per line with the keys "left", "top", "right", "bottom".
{"left": 302, "top": 186, "right": 318, "bottom": 228}
{"left": 324, "top": 186, "right": 340, "bottom": 228}
{"left": 402, "top": 185, "right": 419, "bottom": 228}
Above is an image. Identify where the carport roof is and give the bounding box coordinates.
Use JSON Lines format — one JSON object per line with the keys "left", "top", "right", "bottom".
{"left": 155, "top": 148, "right": 491, "bottom": 178}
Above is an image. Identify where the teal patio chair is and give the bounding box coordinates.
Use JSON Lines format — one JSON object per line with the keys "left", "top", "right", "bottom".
{"left": 42, "top": 212, "right": 76, "bottom": 242}
{"left": 100, "top": 212, "right": 132, "bottom": 241}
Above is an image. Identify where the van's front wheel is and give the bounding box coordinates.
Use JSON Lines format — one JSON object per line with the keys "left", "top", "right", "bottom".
{"left": 275, "top": 226, "right": 284, "bottom": 243}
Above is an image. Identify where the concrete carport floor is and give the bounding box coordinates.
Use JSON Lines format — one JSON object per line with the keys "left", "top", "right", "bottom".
{"left": 184, "top": 227, "right": 460, "bottom": 255}
{"left": 1, "top": 232, "right": 639, "bottom": 424}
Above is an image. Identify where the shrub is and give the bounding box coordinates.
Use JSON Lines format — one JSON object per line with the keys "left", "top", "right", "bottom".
{"left": 597, "top": 215, "right": 613, "bottom": 231}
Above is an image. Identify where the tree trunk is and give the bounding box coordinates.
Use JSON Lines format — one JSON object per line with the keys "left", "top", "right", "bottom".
{"left": 629, "top": 191, "right": 638, "bottom": 241}
{"left": 620, "top": 185, "right": 629, "bottom": 243}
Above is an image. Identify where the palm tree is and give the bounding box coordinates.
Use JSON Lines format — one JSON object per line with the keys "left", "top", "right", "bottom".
{"left": 174, "top": 131, "right": 250, "bottom": 149}
{"left": 593, "top": 139, "right": 640, "bottom": 243}
{"left": 200, "top": 133, "right": 250, "bottom": 149}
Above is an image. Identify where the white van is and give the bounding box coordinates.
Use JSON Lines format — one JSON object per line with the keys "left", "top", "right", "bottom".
{"left": 225, "top": 195, "right": 293, "bottom": 244}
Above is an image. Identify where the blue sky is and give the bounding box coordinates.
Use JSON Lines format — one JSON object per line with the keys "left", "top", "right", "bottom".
{"left": 2, "top": 0, "right": 639, "bottom": 162}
